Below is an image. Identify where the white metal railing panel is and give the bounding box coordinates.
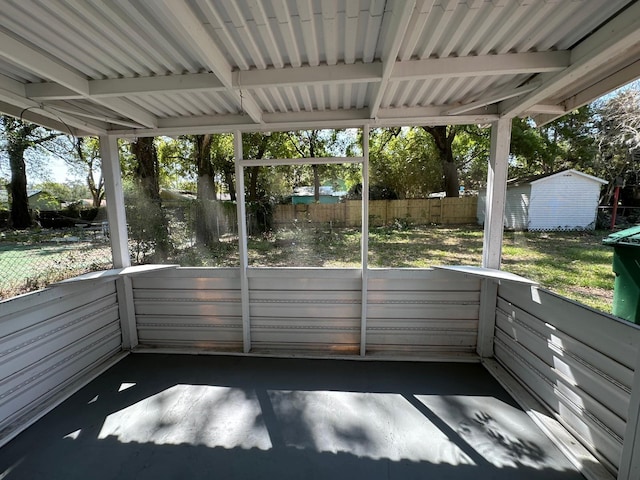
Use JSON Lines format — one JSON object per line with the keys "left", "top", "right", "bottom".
{"left": 0, "top": 281, "right": 123, "bottom": 444}
{"left": 365, "top": 269, "right": 481, "bottom": 355}
{"left": 132, "top": 268, "right": 243, "bottom": 351}
{"left": 496, "top": 300, "right": 632, "bottom": 419}
{"left": 248, "top": 269, "right": 361, "bottom": 353}
{"left": 0, "top": 282, "right": 118, "bottom": 338}
{"left": 498, "top": 281, "right": 640, "bottom": 369}
{"left": 494, "top": 282, "right": 640, "bottom": 474}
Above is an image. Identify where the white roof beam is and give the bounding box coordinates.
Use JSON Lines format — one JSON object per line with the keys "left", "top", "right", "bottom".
{"left": 236, "top": 62, "right": 383, "bottom": 89}
{"left": 524, "top": 104, "right": 566, "bottom": 115}
{"left": 28, "top": 62, "right": 383, "bottom": 101}
{"left": 530, "top": 59, "right": 640, "bottom": 127}
{"left": 500, "top": 1, "right": 640, "bottom": 118}
{"left": 90, "top": 74, "right": 225, "bottom": 98}
{"left": 445, "top": 82, "right": 540, "bottom": 115}
{"left": 108, "top": 103, "right": 501, "bottom": 138}
{"left": 46, "top": 104, "right": 146, "bottom": 128}
{"left": 0, "top": 74, "right": 107, "bottom": 134}
{"left": 392, "top": 51, "right": 570, "bottom": 81}
{"left": 369, "top": 0, "right": 416, "bottom": 119}
{"left": 158, "top": 0, "right": 263, "bottom": 124}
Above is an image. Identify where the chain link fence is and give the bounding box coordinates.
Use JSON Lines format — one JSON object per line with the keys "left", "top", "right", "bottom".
{"left": 0, "top": 229, "right": 113, "bottom": 300}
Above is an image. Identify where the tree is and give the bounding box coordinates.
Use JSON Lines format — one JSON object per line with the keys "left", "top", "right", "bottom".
{"left": 74, "top": 137, "right": 104, "bottom": 207}
{"left": 127, "top": 137, "right": 171, "bottom": 261}
{"left": 193, "top": 134, "right": 218, "bottom": 245}
{"left": 592, "top": 85, "right": 640, "bottom": 205}
{"left": 508, "top": 107, "right": 596, "bottom": 180}
{"left": 0, "top": 116, "right": 59, "bottom": 228}
{"left": 366, "top": 127, "right": 442, "bottom": 199}
{"left": 422, "top": 126, "right": 460, "bottom": 197}
{"left": 287, "top": 130, "right": 331, "bottom": 202}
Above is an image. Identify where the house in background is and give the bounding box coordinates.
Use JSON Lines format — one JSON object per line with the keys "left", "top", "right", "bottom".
{"left": 478, "top": 169, "right": 607, "bottom": 231}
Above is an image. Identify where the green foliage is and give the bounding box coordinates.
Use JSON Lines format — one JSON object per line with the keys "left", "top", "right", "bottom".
{"left": 509, "top": 107, "right": 597, "bottom": 178}
{"left": 368, "top": 127, "right": 442, "bottom": 198}
{"left": 123, "top": 181, "right": 173, "bottom": 264}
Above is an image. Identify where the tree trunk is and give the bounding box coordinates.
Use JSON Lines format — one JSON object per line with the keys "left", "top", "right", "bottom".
{"left": 247, "top": 166, "right": 259, "bottom": 201}
{"left": 8, "top": 143, "right": 31, "bottom": 228}
{"left": 194, "top": 134, "right": 218, "bottom": 246}
{"left": 312, "top": 164, "right": 320, "bottom": 202}
{"left": 222, "top": 163, "right": 236, "bottom": 202}
{"left": 130, "top": 137, "right": 170, "bottom": 260}
{"left": 6, "top": 120, "right": 37, "bottom": 229}
{"left": 423, "top": 126, "right": 460, "bottom": 197}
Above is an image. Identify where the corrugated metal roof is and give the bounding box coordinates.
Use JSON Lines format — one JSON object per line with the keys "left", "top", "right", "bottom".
{"left": 0, "top": 0, "right": 638, "bottom": 136}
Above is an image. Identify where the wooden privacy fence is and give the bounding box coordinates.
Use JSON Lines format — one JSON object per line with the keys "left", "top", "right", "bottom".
{"left": 273, "top": 197, "right": 478, "bottom": 227}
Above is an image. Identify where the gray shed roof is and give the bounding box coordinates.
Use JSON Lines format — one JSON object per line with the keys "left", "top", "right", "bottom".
{"left": 507, "top": 169, "right": 608, "bottom": 187}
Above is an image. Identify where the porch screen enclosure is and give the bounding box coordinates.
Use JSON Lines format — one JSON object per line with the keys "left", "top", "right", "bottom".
{"left": 1, "top": 1, "right": 640, "bottom": 479}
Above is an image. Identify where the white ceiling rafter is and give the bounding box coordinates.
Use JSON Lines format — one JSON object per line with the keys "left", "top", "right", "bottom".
{"left": 158, "top": 0, "right": 263, "bottom": 124}
{"left": 500, "top": 0, "right": 640, "bottom": 118}
{"left": 368, "top": 0, "right": 417, "bottom": 120}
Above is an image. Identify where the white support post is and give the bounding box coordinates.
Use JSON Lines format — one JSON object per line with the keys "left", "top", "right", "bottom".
{"left": 100, "top": 136, "right": 129, "bottom": 269}
{"left": 99, "top": 135, "right": 137, "bottom": 349}
{"left": 234, "top": 131, "right": 251, "bottom": 353}
{"left": 477, "top": 278, "right": 498, "bottom": 358}
{"left": 360, "top": 124, "right": 370, "bottom": 357}
{"left": 619, "top": 350, "right": 640, "bottom": 479}
{"left": 482, "top": 118, "right": 512, "bottom": 269}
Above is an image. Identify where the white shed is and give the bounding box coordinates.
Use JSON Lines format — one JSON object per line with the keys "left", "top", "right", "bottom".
{"left": 477, "top": 169, "right": 607, "bottom": 231}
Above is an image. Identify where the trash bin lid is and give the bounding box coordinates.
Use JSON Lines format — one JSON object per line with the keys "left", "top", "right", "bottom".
{"left": 603, "top": 225, "right": 640, "bottom": 246}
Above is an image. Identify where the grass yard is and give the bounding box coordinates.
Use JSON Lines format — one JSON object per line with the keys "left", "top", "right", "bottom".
{"left": 244, "top": 224, "right": 615, "bottom": 313}
{"left": 0, "top": 234, "right": 112, "bottom": 300}
{"left": 1, "top": 224, "right": 617, "bottom": 314}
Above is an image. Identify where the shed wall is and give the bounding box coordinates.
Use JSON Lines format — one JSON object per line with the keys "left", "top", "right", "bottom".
{"left": 0, "top": 281, "right": 122, "bottom": 444}
{"left": 528, "top": 173, "right": 601, "bottom": 230}
{"left": 477, "top": 185, "right": 530, "bottom": 230}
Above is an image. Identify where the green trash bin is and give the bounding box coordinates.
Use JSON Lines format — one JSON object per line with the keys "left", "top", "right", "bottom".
{"left": 603, "top": 225, "right": 640, "bottom": 322}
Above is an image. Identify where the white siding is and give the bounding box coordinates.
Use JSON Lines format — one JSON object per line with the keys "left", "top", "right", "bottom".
{"left": 477, "top": 185, "right": 530, "bottom": 230}
{"left": 504, "top": 185, "right": 530, "bottom": 230}
{"left": 528, "top": 172, "right": 602, "bottom": 230}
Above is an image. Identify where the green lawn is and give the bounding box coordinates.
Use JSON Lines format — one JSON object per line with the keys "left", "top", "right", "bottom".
{"left": 243, "top": 225, "right": 615, "bottom": 313}
{"left": 2, "top": 225, "right": 617, "bottom": 314}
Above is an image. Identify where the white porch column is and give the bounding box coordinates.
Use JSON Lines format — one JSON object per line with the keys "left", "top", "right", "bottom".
{"left": 99, "top": 135, "right": 137, "bottom": 349}
{"left": 482, "top": 118, "right": 512, "bottom": 269}
{"left": 360, "top": 124, "right": 370, "bottom": 356}
{"left": 234, "top": 131, "right": 251, "bottom": 353}
{"left": 100, "top": 135, "right": 129, "bottom": 269}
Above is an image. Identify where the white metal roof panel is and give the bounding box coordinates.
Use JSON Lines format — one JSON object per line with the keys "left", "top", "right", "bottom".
{"left": 0, "top": 0, "right": 638, "bottom": 136}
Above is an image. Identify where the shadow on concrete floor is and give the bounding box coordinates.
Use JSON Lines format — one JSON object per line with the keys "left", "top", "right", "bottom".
{"left": 0, "top": 354, "right": 589, "bottom": 480}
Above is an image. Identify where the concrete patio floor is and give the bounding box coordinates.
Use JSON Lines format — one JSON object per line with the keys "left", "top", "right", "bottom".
{"left": 0, "top": 354, "right": 588, "bottom": 479}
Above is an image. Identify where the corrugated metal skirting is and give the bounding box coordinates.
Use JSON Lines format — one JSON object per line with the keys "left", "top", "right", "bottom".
{"left": 131, "top": 267, "right": 480, "bottom": 357}
{"left": 494, "top": 281, "right": 639, "bottom": 474}
{"left": 0, "top": 281, "right": 122, "bottom": 443}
